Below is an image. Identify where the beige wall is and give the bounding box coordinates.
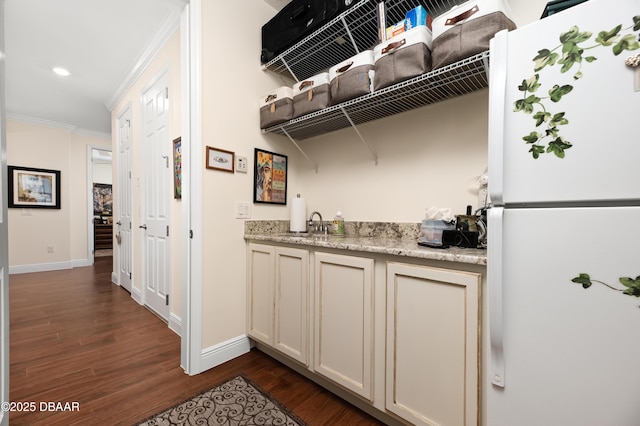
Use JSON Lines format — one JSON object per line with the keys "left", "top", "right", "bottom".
{"left": 195, "top": 0, "right": 550, "bottom": 351}
{"left": 93, "top": 161, "right": 112, "bottom": 184}
{"left": 7, "top": 120, "right": 110, "bottom": 270}
{"left": 198, "top": 0, "right": 286, "bottom": 349}
{"left": 111, "top": 29, "right": 182, "bottom": 319}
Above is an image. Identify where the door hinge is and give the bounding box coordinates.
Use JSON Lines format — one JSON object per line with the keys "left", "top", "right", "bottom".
{"left": 165, "top": 87, "right": 169, "bottom": 99}
{"left": 189, "top": 230, "right": 193, "bottom": 239}
{"left": 129, "top": 272, "right": 132, "bottom": 279}
{"left": 166, "top": 294, "right": 169, "bottom": 306}
{"left": 166, "top": 225, "right": 170, "bottom": 237}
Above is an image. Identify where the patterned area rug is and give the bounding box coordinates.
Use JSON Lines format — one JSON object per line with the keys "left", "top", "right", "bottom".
{"left": 137, "top": 375, "right": 307, "bottom": 426}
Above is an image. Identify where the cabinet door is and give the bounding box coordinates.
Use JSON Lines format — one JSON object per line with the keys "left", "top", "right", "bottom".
{"left": 314, "top": 252, "right": 374, "bottom": 400}
{"left": 274, "top": 247, "right": 309, "bottom": 365}
{"left": 247, "top": 243, "right": 274, "bottom": 345}
{"left": 386, "top": 262, "right": 481, "bottom": 426}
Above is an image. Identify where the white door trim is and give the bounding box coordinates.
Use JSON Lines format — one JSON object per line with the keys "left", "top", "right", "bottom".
{"left": 180, "top": 0, "right": 203, "bottom": 375}
{"left": 0, "top": 2, "right": 9, "bottom": 423}
{"left": 86, "top": 146, "right": 96, "bottom": 266}
{"left": 86, "top": 145, "right": 113, "bottom": 267}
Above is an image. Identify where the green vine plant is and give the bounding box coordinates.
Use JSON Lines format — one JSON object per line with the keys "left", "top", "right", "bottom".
{"left": 571, "top": 273, "right": 640, "bottom": 308}
{"left": 514, "top": 16, "right": 640, "bottom": 159}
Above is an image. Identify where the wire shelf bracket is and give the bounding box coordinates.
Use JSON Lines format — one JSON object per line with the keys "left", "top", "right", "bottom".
{"left": 281, "top": 127, "right": 318, "bottom": 173}
{"left": 340, "top": 106, "right": 378, "bottom": 165}
{"left": 340, "top": 15, "right": 359, "bottom": 54}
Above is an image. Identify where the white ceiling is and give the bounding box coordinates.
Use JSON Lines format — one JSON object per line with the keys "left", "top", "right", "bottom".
{"left": 4, "top": 0, "right": 188, "bottom": 135}
{"left": 4, "top": 0, "right": 284, "bottom": 136}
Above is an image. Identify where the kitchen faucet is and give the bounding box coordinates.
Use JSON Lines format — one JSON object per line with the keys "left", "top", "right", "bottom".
{"left": 308, "top": 211, "right": 325, "bottom": 233}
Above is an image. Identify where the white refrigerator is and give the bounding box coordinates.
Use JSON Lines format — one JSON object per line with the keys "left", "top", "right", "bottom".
{"left": 487, "top": 0, "right": 640, "bottom": 425}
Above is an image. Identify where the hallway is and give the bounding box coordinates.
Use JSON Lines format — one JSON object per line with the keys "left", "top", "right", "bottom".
{"left": 8, "top": 257, "right": 382, "bottom": 425}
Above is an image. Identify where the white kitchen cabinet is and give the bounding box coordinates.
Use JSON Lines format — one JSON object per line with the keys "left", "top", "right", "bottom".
{"left": 247, "top": 243, "right": 274, "bottom": 345}
{"left": 386, "top": 262, "right": 481, "bottom": 426}
{"left": 313, "top": 252, "right": 374, "bottom": 401}
{"left": 274, "top": 246, "right": 309, "bottom": 365}
{"left": 247, "top": 243, "right": 309, "bottom": 365}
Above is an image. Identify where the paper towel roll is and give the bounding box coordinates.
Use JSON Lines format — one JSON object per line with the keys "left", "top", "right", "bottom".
{"left": 289, "top": 195, "right": 306, "bottom": 232}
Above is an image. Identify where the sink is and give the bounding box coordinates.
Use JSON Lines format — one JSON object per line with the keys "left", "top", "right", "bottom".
{"left": 278, "top": 232, "right": 332, "bottom": 242}
{"left": 286, "top": 232, "right": 313, "bottom": 237}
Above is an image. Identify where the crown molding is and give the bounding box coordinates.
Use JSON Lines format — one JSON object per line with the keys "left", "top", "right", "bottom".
{"left": 7, "top": 113, "right": 111, "bottom": 139}
{"left": 105, "top": 9, "right": 182, "bottom": 112}
{"left": 73, "top": 127, "right": 111, "bottom": 139}
{"left": 7, "top": 113, "right": 76, "bottom": 131}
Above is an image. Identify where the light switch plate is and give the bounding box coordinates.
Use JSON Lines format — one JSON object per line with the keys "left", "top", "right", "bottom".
{"left": 236, "top": 156, "right": 248, "bottom": 173}
{"left": 236, "top": 201, "right": 250, "bottom": 219}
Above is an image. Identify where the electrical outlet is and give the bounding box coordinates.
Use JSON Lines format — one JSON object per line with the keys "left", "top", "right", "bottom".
{"left": 236, "top": 156, "right": 248, "bottom": 173}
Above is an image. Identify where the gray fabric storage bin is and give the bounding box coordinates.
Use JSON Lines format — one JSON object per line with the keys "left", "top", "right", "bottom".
{"left": 292, "top": 72, "right": 331, "bottom": 118}
{"left": 431, "top": 0, "right": 516, "bottom": 69}
{"left": 373, "top": 25, "right": 433, "bottom": 91}
{"left": 329, "top": 50, "right": 375, "bottom": 105}
{"left": 259, "top": 86, "right": 293, "bottom": 129}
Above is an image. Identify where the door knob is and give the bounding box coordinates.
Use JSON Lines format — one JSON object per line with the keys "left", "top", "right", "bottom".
{"left": 116, "top": 221, "right": 122, "bottom": 226}
{"left": 139, "top": 224, "right": 147, "bottom": 230}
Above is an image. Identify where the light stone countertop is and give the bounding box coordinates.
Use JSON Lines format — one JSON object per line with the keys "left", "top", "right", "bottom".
{"left": 244, "top": 220, "right": 487, "bottom": 266}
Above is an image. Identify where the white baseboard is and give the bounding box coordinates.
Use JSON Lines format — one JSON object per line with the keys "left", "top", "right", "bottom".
{"left": 111, "top": 272, "right": 119, "bottom": 285}
{"left": 131, "top": 287, "right": 143, "bottom": 305}
{"left": 9, "top": 261, "right": 73, "bottom": 275}
{"left": 169, "top": 313, "right": 182, "bottom": 336}
{"left": 199, "top": 335, "right": 251, "bottom": 373}
{"left": 73, "top": 258, "right": 93, "bottom": 268}
{"left": 9, "top": 259, "right": 110, "bottom": 275}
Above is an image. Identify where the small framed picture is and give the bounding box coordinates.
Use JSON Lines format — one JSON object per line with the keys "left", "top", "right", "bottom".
{"left": 253, "top": 148, "right": 287, "bottom": 205}
{"left": 93, "top": 183, "right": 113, "bottom": 216}
{"left": 206, "top": 146, "right": 235, "bottom": 173}
{"left": 173, "top": 137, "right": 182, "bottom": 199}
{"left": 8, "top": 166, "right": 61, "bottom": 209}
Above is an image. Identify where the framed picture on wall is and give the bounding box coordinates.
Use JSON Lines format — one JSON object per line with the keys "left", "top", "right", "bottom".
{"left": 206, "top": 146, "right": 235, "bottom": 173}
{"left": 173, "top": 137, "right": 182, "bottom": 199}
{"left": 8, "top": 166, "right": 61, "bottom": 209}
{"left": 253, "top": 148, "right": 287, "bottom": 205}
{"left": 93, "top": 183, "right": 113, "bottom": 216}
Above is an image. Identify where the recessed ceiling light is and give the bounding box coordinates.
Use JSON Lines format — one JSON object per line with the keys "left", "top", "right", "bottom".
{"left": 52, "top": 67, "right": 71, "bottom": 77}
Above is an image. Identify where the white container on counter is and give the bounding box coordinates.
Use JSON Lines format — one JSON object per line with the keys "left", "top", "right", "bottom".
{"left": 419, "top": 219, "right": 454, "bottom": 246}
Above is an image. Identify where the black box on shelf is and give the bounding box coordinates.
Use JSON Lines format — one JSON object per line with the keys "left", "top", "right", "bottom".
{"left": 261, "top": 0, "right": 357, "bottom": 64}
{"left": 541, "top": 0, "right": 589, "bottom": 18}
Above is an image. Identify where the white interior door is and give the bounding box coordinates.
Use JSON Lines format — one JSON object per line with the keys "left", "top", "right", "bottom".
{"left": 0, "top": 2, "right": 9, "bottom": 423}
{"left": 117, "top": 106, "right": 133, "bottom": 293}
{"left": 141, "top": 70, "right": 171, "bottom": 320}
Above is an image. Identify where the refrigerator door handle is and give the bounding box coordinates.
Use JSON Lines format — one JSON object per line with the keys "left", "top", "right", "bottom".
{"left": 488, "top": 30, "right": 508, "bottom": 207}
{"left": 488, "top": 206, "right": 505, "bottom": 387}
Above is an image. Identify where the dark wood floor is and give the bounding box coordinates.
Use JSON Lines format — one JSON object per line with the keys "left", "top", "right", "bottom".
{"left": 8, "top": 257, "right": 384, "bottom": 425}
